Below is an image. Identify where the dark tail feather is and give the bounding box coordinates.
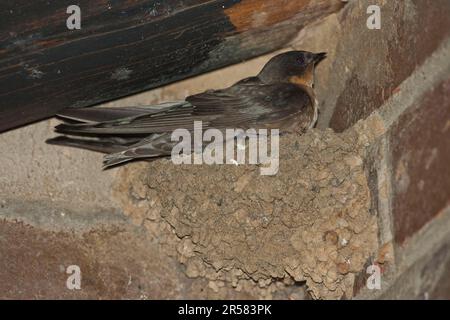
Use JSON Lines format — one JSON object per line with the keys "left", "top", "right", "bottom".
{"left": 54, "top": 101, "right": 191, "bottom": 135}
{"left": 57, "top": 106, "right": 158, "bottom": 123}
{"left": 103, "top": 154, "right": 136, "bottom": 168}
{"left": 50, "top": 103, "right": 185, "bottom": 166}
{"left": 54, "top": 106, "right": 152, "bottom": 135}
{"left": 54, "top": 123, "right": 107, "bottom": 135}
{"left": 46, "top": 136, "right": 141, "bottom": 154}
{"left": 102, "top": 151, "right": 163, "bottom": 168}
{"left": 57, "top": 102, "right": 186, "bottom": 124}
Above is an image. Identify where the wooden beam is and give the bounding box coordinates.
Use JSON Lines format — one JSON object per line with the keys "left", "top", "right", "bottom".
{"left": 0, "top": 0, "right": 344, "bottom": 132}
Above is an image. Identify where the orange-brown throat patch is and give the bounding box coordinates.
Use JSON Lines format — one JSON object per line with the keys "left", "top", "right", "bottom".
{"left": 289, "top": 64, "right": 314, "bottom": 88}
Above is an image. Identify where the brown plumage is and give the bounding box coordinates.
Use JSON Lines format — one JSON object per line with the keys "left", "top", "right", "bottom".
{"left": 47, "top": 50, "right": 326, "bottom": 167}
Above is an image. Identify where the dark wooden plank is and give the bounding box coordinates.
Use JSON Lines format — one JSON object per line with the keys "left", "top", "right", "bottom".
{"left": 0, "top": 0, "right": 344, "bottom": 132}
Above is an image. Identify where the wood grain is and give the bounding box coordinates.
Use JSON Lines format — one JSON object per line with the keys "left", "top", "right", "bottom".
{"left": 0, "top": 0, "right": 344, "bottom": 132}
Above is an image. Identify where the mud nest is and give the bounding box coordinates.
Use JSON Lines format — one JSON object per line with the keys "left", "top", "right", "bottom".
{"left": 114, "top": 119, "right": 383, "bottom": 299}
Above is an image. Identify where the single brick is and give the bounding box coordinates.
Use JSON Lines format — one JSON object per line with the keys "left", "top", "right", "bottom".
{"left": 329, "top": 0, "right": 450, "bottom": 132}
{"left": 390, "top": 79, "right": 450, "bottom": 244}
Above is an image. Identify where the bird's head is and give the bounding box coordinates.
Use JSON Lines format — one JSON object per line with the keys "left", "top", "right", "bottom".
{"left": 258, "top": 51, "right": 327, "bottom": 88}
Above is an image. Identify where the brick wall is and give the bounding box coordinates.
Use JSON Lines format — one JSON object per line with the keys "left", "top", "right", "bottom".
{"left": 292, "top": 0, "right": 450, "bottom": 298}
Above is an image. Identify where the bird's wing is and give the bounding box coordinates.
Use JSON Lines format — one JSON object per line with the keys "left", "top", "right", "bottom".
{"left": 56, "top": 102, "right": 182, "bottom": 123}
{"left": 54, "top": 101, "right": 198, "bottom": 135}
{"left": 103, "top": 133, "right": 176, "bottom": 167}
{"left": 53, "top": 82, "right": 310, "bottom": 136}
{"left": 188, "top": 81, "right": 312, "bottom": 129}
{"left": 100, "top": 83, "right": 313, "bottom": 167}
{"left": 46, "top": 135, "right": 144, "bottom": 154}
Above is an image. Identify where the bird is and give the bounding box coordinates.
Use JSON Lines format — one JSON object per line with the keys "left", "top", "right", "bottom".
{"left": 47, "top": 50, "right": 327, "bottom": 167}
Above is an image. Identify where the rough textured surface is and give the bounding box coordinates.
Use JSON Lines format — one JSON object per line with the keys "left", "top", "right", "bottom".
{"left": 0, "top": 219, "right": 178, "bottom": 299}
{"left": 389, "top": 78, "right": 450, "bottom": 244}
{"left": 113, "top": 122, "right": 381, "bottom": 299}
{"left": 0, "top": 118, "right": 118, "bottom": 211}
{"left": 0, "top": 209, "right": 283, "bottom": 300}
{"left": 355, "top": 207, "right": 450, "bottom": 300}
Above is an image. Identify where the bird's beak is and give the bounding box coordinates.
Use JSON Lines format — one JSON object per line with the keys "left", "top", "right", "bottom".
{"left": 313, "top": 52, "right": 327, "bottom": 64}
